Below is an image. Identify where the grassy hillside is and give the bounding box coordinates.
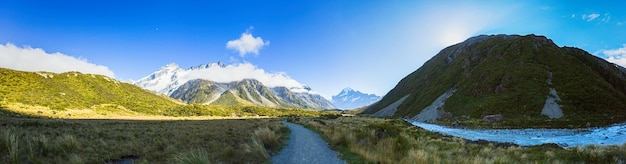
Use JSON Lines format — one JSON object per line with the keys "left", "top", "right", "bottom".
{"left": 0, "top": 68, "right": 338, "bottom": 118}
{"left": 364, "top": 34, "right": 626, "bottom": 128}
{"left": 0, "top": 68, "right": 181, "bottom": 115}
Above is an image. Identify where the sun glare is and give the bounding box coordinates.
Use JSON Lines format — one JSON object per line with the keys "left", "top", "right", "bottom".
{"left": 439, "top": 27, "right": 471, "bottom": 46}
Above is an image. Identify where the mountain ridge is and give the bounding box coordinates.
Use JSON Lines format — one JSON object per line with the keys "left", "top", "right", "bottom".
{"left": 364, "top": 34, "right": 626, "bottom": 128}
{"left": 136, "top": 63, "right": 336, "bottom": 110}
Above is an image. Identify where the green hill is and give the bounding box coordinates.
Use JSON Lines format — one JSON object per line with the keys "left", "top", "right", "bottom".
{"left": 363, "top": 34, "right": 626, "bottom": 128}
{"left": 0, "top": 68, "right": 182, "bottom": 115}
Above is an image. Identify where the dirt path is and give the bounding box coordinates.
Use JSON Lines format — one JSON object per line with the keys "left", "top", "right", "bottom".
{"left": 271, "top": 121, "right": 345, "bottom": 164}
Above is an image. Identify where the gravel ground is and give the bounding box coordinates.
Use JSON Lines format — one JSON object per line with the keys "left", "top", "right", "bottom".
{"left": 272, "top": 121, "right": 346, "bottom": 164}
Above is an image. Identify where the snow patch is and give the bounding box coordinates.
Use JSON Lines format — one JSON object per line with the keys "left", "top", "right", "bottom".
{"left": 541, "top": 88, "right": 563, "bottom": 119}
{"left": 373, "top": 94, "right": 409, "bottom": 117}
{"left": 411, "top": 87, "right": 456, "bottom": 122}
{"left": 36, "top": 72, "right": 53, "bottom": 78}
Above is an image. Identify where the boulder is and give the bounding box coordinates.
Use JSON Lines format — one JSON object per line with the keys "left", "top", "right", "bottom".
{"left": 483, "top": 114, "right": 503, "bottom": 122}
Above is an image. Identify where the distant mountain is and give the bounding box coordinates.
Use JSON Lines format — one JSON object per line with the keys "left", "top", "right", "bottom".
{"left": 363, "top": 34, "right": 626, "bottom": 128}
{"left": 331, "top": 88, "right": 381, "bottom": 109}
{"left": 134, "top": 62, "right": 335, "bottom": 110}
{"left": 0, "top": 68, "right": 181, "bottom": 114}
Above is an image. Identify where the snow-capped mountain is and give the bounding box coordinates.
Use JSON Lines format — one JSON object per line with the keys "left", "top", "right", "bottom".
{"left": 331, "top": 87, "right": 381, "bottom": 109}
{"left": 133, "top": 62, "right": 335, "bottom": 109}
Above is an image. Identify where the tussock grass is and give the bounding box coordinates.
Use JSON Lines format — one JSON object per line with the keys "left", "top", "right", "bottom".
{"left": 0, "top": 117, "right": 290, "bottom": 163}
{"left": 173, "top": 148, "right": 211, "bottom": 164}
{"left": 293, "top": 116, "right": 626, "bottom": 163}
{"left": 254, "top": 127, "right": 280, "bottom": 151}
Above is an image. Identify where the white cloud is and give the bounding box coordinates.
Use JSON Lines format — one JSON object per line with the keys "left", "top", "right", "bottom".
{"left": 601, "top": 45, "right": 626, "bottom": 67}
{"left": 226, "top": 28, "right": 270, "bottom": 57}
{"left": 0, "top": 43, "right": 115, "bottom": 78}
{"left": 182, "top": 63, "right": 304, "bottom": 89}
{"left": 601, "top": 13, "right": 611, "bottom": 23}
{"left": 582, "top": 13, "right": 600, "bottom": 21}
{"left": 137, "top": 62, "right": 315, "bottom": 95}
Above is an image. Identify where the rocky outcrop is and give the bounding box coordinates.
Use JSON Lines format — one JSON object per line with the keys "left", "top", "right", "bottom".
{"left": 482, "top": 114, "right": 503, "bottom": 123}
{"left": 372, "top": 94, "right": 409, "bottom": 117}
{"left": 411, "top": 88, "right": 456, "bottom": 122}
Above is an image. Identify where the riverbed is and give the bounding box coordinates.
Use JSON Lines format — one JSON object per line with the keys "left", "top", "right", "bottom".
{"left": 407, "top": 120, "right": 626, "bottom": 148}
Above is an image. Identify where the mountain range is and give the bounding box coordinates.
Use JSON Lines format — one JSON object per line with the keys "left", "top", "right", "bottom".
{"left": 133, "top": 62, "right": 336, "bottom": 110}
{"left": 363, "top": 34, "right": 626, "bottom": 128}
{"left": 331, "top": 88, "right": 381, "bottom": 109}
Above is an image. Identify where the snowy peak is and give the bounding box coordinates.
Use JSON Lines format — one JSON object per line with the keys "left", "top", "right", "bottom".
{"left": 133, "top": 62, "right": 335, "bottom": 110}
{"left": 133, "top": 62, "right": 317, "bottom": 95}
{"left": 332, "top": 87, "right": 381, "bottom": 109}
{"left": 189, "top": 62, "right": 226, "bottom": 70}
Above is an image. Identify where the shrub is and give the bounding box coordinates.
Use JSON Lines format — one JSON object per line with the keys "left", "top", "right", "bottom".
{"left": 3, "top": 129, "right": 20, "bottom": 164}
{"left": 253, "top": 127, "right": 280, "bottom": 151}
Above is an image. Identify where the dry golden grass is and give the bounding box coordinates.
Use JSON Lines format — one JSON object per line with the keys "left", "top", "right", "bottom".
{"left": 1, "top": 102, "right": 276, "bottom": 120}
{"left": 292, "top": 116, "right": 626, "bottom": 164}
{"left": 0, "top": 116, "right": 289, "bottom": 163}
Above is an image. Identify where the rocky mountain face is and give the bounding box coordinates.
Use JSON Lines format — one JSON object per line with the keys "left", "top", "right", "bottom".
{"left": 331, "top": 88, "right": 381, "bottom": 109}
{"left": 134, "top": 63, "right": 335, "bottom": 110}
{"left": 363, "top": 34, "right": 626, "bottom": 128}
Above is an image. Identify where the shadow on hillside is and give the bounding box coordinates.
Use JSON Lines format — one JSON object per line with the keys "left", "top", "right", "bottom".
{"left": 0, "top": 107, "right": 49, "bottom": 119}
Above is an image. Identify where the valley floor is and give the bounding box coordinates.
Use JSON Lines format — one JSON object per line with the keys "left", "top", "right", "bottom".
{"left": 0, "top": 116, "right": 289, "bottom": 163}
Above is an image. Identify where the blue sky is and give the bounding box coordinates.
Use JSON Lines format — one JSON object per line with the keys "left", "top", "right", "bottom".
{"left": 2, "top": 0, "right": 626, "bottom": 97}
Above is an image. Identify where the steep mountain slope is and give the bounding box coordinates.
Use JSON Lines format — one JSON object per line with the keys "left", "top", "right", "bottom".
{"left": 170, "top": 79, "right": 226, "bottom": 104}
{"left": 170, "top": 78, "right": 336, "bottom": 109}
{"left": 272, "top": 87, "right": 336, "bottom": 109}
{"left": 0, "top": 68, "right": 181, "bottom": 114}
{"left": 331, "top": 88, "right": 381, "bottom": 109}
{"left": 364, "top": 34, "right": 626, "bottom": 127}
{"left": 169, "top": 79, "right": 336, "bottom": 109}
{"left": 135, "top": 62, "right": 335, "bottom": 110}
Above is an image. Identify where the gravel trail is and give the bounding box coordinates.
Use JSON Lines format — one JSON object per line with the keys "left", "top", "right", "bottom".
{"left": 272, "top": 121, "right": 345, "bottom": 164}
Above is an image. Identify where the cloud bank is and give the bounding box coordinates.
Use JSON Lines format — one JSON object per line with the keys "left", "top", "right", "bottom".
{"left": 0, "top": 43, "right": 115, "bottom": 78}
{"left": 136, "top": 62, "right": 315, "bottom": 95}
{"left": 182, "top": 63, "right": 306, "bottom": 90}
{"left": 226, "top": 29, "right": 270, "bottom": 57}
{"left": 602, "top": 45, "right": 626, "bottom": 67}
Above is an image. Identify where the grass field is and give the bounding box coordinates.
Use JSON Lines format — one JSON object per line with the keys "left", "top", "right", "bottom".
{"left": 0, "top": 116, "right": 289, "bottom": 163}
{"left": 292, "top": 116, "right": 626, "bottom": 164}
